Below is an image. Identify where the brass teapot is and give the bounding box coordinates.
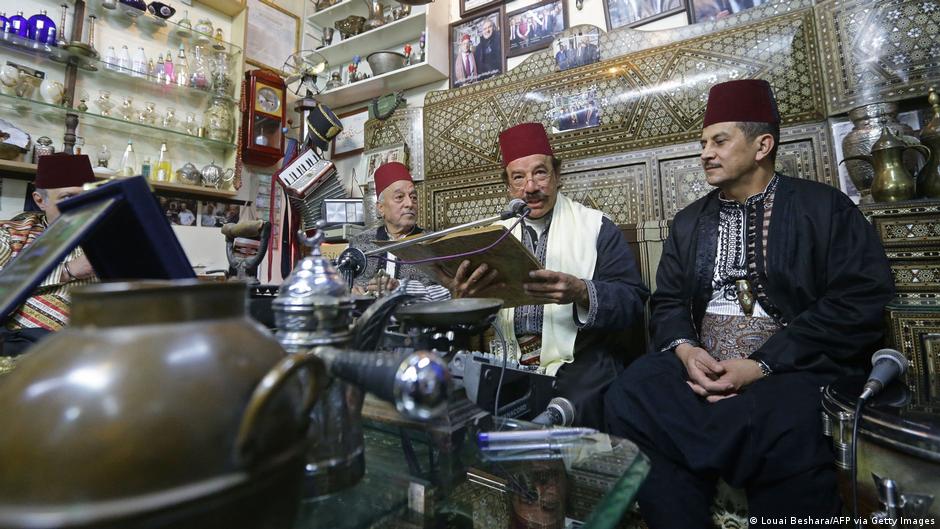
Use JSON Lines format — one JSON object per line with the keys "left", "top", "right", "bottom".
{"left": 841, "top": 124, "right": 930, "bottom": 203}
{"left": 918, "top": 87, "right": 940, "bottom": 198}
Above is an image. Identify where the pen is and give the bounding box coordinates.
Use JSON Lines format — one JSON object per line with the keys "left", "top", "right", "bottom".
{"left": 477, "top": 427, "right": 597, "bottom": 446}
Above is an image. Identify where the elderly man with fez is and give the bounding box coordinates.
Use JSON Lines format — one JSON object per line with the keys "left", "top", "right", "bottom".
{"left": 0, "top": 154, "right": 98, "bottom": 355}
{"left": 348, "top": 162, "right": 450, "bottom": 302}
{"left": 604, "top": 80, "right": 895, "bottom": 526}
{"left": 453, "top": 123, "right": 649, "bottom": 429}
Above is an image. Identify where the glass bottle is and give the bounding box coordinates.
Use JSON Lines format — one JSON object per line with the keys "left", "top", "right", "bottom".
{"left": 118, "top": 45, "right": 132, "bottom": 72}
{"left": 204, "top": 96, "right": 233, "bottom": 142}
{"left": 140, "top": 156, "right": 151, "bottom": 179}
{"left": 153, "top": 53, "right": 165, "bottom": 83}
{"left": 120, "top": 140, "right": 137, "bottom": 176}
{"left": 104, "top": 45, "right": 118, "bottom": 70}
{"left": 55, "top": 4, "right": 68, "bottom": 47}
{"left": 27, "top": 10, "right": 56, "bottom": 48}
{"left": 97, "top": 144, "right": 111, "bottom": 168}
{"left": 154, "top": 142, "right": 172, "bottom": 182}
{"left": 82, "top": 14, "right": 97, "bottom": 49}
{"left": 163, "top": 51, "right": 174, "bottom": 85}
{"left": 8, "top": 11, "right": 28, "bottom": 39}
{"left": 175, "top": 44, "right": 189, "bottom": 87}
{"left": 189, "top": 44, "right": 210, "bottom": 89}
{"left": 0, "top": 13, "right": 9, "bottom": 36}
{"left": 75, "top": 136, "right": 84, "bottom": 155}
{"left": 132, "top": 46, "right": 148, "bottom": 78}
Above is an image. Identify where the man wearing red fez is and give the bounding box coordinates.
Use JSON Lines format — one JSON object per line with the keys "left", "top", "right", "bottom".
{"left": 606, "top": 79, "right": 894, "bottom": 526}
{"left": 453, "top": 34, "right": 477, "bottom": 86}
{"left": 346, "top": 162, "right": 450, "bottom": 302}
{"left": 0, "top": 154, "right": 98, "bottom": 356}
{"left": 452, "top": 122, "right": 649, "bottom": 430}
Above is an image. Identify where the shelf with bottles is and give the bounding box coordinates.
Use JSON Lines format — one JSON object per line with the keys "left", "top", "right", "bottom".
{"left": 316, "top": 61, "right": 441, "bottom": 107}
{"left": 150, "top": 179, "right": 236, "bottom": 198}
{"left": 0, "top": 90, "right": 236, "bottom": 150}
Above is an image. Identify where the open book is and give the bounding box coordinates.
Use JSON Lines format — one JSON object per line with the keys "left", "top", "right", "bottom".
{"left": 380, "top": 225, "right": 543, "bottom": 308}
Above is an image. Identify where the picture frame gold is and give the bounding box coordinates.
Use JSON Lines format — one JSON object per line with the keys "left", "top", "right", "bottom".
{"left": 245, "top": 0, "right": 301, "bottom": 76}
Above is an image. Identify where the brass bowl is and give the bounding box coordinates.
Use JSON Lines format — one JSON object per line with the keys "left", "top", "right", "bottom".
{"left": 334, "top": 15, "right": 365, "bottom": 39}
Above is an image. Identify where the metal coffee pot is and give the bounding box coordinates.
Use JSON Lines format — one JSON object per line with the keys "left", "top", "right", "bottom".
{"left": 841, "top": 124, "right": 930, "bottom": 203}
{"left": 917, "top": 87, "right": 940, "bottom": 198}
{"left": 0, "top": 281, "right": 326, "bottom": 529}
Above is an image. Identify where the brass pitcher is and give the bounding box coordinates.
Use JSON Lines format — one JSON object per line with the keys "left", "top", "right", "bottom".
{"left": 841, "top": 124, "right": 930, "bottom": 203}
{"left": 918, "top": 87, "right": 940, "bottom": 198}
{"left": 363, "top": 0, "right": 386, "bottom": 30}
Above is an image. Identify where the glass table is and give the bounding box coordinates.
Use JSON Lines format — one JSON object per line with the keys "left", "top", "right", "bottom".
{"left": 294, "top": 398, "right": 650, "bottom": 529}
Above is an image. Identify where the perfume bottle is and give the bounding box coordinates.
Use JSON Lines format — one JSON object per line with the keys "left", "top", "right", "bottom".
{"left": 189, "top": 44, "right": 209, "bottom": 89}
{"left": 0, "top": 13, "right": 8, "bottom": 35}
{"left": 140, "top": 156, "right": 151, "bottom": 179}
{"left": 132, "top": 46, "right": 148, "bottom": 78}
{"left": 104, "top": 45, "right": 118, "bottom": 70}
{"left": 118, "top": 44, "right": 132, "bottom": 72}
{"left": 27, "top": 10, "right": 56, "bottom": 48}
{"left": 163, "top": 50, "right": 174, "bottom": 85}
{"left": 7, "top": 11, "right": 28, "bottom": 39}
{"left": 120, "top": 140, "right": 138, "bottom": 176}
{"left": 154, "top": 142, "right": 172, "bottom": 182}
{"left": 55, "top": 4, "right": 68, "bottom": 47}
{"left": 97, "top": 144, "right": 111, "bottom": 168}
{"left": 153, "top": 52, "right": 165, "bottom": 83}
{"left": 175, "top": 43, "right": 189, "bottom": 87}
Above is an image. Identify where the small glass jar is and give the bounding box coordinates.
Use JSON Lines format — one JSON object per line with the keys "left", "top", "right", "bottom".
{"left": 204, "top": 96, "right": 233, "bottom": 142}
{"left": 138, "top": 101, "right": 156, "bottom": 124}
{"left": 162, "top": 106, "right": 176, "bottom": 129}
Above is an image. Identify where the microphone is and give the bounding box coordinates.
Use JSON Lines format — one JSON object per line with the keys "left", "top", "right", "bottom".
{"left": 860, "top": 348, "right": 909, "bottom": 401}
{"left": 531, "top": 397, "right": 576, "bottom": 426}
{"left": 315, "top": 347, "right": 451, "bottom": 421}
{"left": 500, "top": 198, "right": 530, "bottom": 220}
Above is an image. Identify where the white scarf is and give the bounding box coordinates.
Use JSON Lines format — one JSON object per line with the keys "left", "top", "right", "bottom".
{"left": 495, "top": 193, "right": 602, "bottom": 375}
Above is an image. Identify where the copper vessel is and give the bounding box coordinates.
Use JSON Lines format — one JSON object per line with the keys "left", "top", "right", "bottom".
{"left": 0, "top": 280, "right": 325, "bottom": 529}
{"left": 918, "top": 88, "right": 940, "bottom": 198}
{"left": 841, "top": 103, "right": 918, "bottom": 202}
{"left": 841, "top": 125, "right": 930, "bottom": 203}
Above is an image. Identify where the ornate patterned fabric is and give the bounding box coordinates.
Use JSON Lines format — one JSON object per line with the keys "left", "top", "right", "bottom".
{"left": 0, "top": 212, "right": 94, "bottom": 332}
{"left": 700, "top": 312, "right": 782, "bottom": 361}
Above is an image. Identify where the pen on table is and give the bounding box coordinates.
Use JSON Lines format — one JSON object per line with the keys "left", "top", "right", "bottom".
{"left": 477, "top": 427, "right": 597, "bottom": 446}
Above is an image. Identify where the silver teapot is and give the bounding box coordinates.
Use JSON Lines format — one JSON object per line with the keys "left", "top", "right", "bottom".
{"left": 176, "top": 162, "right": 201, "bottom": 186}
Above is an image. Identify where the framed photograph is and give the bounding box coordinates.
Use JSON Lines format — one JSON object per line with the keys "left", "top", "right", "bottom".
{"left": 359, "top": 143, "right": 410, "bottom": 187}
{"left": 689, "top": 0, "right": 766, "bottom": 22}
{"left": 450, "top": 7, "right": 506, "bottom": 89}
{"left": 460, "top": 0, "right": 502, "bottom": 18}
{"left": 246, "top": 0, "right": 301, "bottom": 75}
{"left": 506, "top": 0, "right": 568, "bottom": 58}
{"left": 551, "top": 89, "right": 602, "bottom": 133}
{"left": 198, "top": 201, "right": 228, "bottom": 227}
{"left": 604, "top": 0, "right": 686, "bottom": 29}
{"left": 331, "top": 107, "right": 369, "bottom": 159}
{"left": 321, "top": 198, "right": 365, "bottom": 226}
{"left": 158, "top": 196, "right": 198, "bottom": 227}
{"left": 552, "top": 30, "right": 601, "bottom": 71}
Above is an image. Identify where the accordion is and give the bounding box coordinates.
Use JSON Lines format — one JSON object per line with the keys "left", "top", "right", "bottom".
{"left": 274, "top": 147, "right": 346, "bottom": 231}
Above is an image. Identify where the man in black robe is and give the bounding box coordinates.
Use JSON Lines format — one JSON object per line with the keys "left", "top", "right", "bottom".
{"left": 605, "top": 79, "right": 894, "bottom": 526}
{"left": 452, "top": 122, "right": 649, "bottom": 429}
{"left": 474, "top": 18, "right": 502, "bottom": 81}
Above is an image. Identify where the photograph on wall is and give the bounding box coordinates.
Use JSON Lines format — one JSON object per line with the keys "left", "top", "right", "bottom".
{"left": 550, "top": 89, "right": 602, "bottom": 132}
{"left": 449, "top": 8, "right": 506, "bottom": 89}
{"left": 359, "top": 143, "right": 410, "bottom": 187}
{"left": 331, "top": 107, "right": 369, "bottom": 159}
{"left": 506, "top": 0, "right": 568, "bottom": 57}
{"left": 689, "top": 0, "right": 767, "bottom": 22}
{"left": 199, "top": 201, "right": 228, "bottom": 227}
{"left": 604, "top": 0, "right": 686, "bottom": 30}
{"left": 552, "top": 30, "right": 601, "bottom": 71}
{"left": 158, "top": 196, "right": 199, "bottom": 227}
{"left": 459, "top": 0, "right": 501, "bottom": 18}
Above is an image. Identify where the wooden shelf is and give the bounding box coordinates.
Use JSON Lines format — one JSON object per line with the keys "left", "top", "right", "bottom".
{"left": 151, "top": 180, "right": 238, "bottom": 199}
{"left": 197, "top": 0, "right": 247, "bottom": 17}
{"left": 316, "top": 61, "right": 446, "bottom": 107}
{"left": 0, "top": 160, "right": 38, "bottom": 178}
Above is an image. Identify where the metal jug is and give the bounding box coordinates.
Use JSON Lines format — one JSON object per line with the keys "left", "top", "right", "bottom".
{"left": 841, "top": 124, "right": 930, "bottom": 203}
{"left": 363, "top": 0, "right": 386, "bottom": 30}
{"left": 273, "top": 225, "right": 363, "bottom": 498}
{"left": 918, "top": 87, "right": 940, "bottom": 198}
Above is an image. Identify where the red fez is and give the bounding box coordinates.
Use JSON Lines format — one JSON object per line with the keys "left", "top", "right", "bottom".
{"left": 498, "top": 122, "right": 554, "bottom": 167}
{"left": 34, "top": 153, "right": 96, "bottom": 189}
{"left": 703, "top": 79, "right": 780, "bottom": 128}
{"left": 374, "top": 162, "right": 413, "bottom": 197}
{"left": 461, "top": 34, "right": 471, "bottom": 42}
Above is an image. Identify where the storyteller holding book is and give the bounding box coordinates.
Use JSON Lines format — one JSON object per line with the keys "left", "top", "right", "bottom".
{"left": 347, "top": 162, "right": 451, "bottom": 302}
{"left": 448, "top": 123, "right": 649, "bottom": 430}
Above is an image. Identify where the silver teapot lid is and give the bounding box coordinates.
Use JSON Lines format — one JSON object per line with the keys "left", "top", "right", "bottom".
{"left": 273, "top": 222, "right": 353, "bottom": 350}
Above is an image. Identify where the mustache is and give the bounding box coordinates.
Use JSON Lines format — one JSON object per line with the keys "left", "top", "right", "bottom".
{"left": 524, "top": 191, "right": 548, "bottom": 202}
